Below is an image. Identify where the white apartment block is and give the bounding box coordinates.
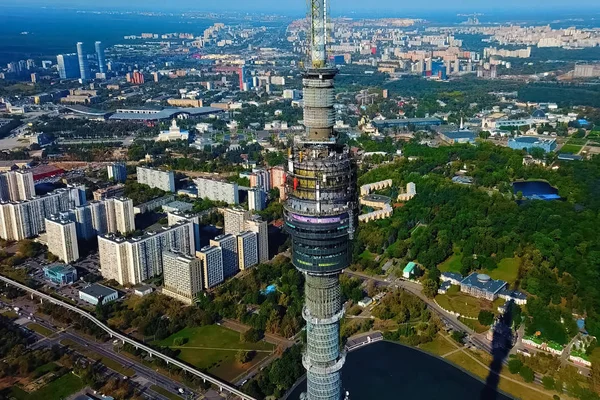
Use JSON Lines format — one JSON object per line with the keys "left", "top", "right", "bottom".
{"left": 0, "top": 170, "right": 35, "bottom": 202}
{"left": 244, "top": 215, "right": 269, "bottom": 263}
{"left": 136, "top": 166, "right": 175, "bottom": 192}
{"left": 224, "top": 207, "right": 249, "bottom": 235}
{"left": 162, "top": 251, "right": 203, "bottom": 305}
{"left": 237, "top": 231, "right": 258, "bottom": 270}
{"left": 98, "top": 220, "right": 195, "bottom": 285}
{"left": 210, "top": 233, "right": 238, "bottom": 278}
{"left": 0, "top": 188, "right": 79, "bottom": 241}
{"left": 45, "top": 215, "right": 79, "bottom": 263}
{"left": 198, "top": 245, "right": 223, "bottom": 289}
{"left": 248, "top": 188, "right": 266, "bottom": 212}
{"left": 167, "top": 211, "right": 200, "bottom": 252}
{"left": 194, "top": 177, "right": 238, "bottom": 204}
{"left": 112, "top": 197, "right": 135, "bottom": 234}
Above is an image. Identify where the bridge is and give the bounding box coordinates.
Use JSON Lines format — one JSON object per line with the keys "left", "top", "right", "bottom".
{"left": 0, "top": 275, "right": 256, "bottom": 400}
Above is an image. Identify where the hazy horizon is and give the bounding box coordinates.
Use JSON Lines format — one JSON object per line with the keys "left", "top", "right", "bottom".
{"left": 5, "top": 0, "right": 600, "bottom": 14}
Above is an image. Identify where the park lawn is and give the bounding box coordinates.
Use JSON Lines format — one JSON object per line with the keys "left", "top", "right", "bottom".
{"left": 27, "top": 323, "right": 54, "bottom": 337}
{"left": 560, "top": 144, "right": 583, "bottom": 154}
{"left": 438, "top": 253, "right": 463, "bottom": 273}
{"left": 32, "top": 362, "right": 59, "bottom": 376}
{"left": 156, "top": 325, "right": 275, "bottom": 381}
{"left": 59, "top": 339, "right": 135, "bottom": 377}
{"left": 484, "top": 257, "right": 520, "bottom": 284}
{"left": 359, "top": 249, "right": 375, "bottom": 261}
{"left": 150, "top": 385, "right": 183, "bottom": 400}
{"left": 1, "top": 309, "right": 18, "bottom": 319}
{"left": 459, "top": 317, "right": 490, "bottom": 333}
{"left": 435, "top": 291, "right": 492, "bottom": 319}
{"left": 419, "top": 334, "right": 458, "bottom": 356}
{"left": 10, "top": 372, "right": 84, "bottom": 400}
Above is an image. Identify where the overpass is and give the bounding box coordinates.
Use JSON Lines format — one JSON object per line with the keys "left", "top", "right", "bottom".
{"left": 0, "top": 275, "right": 255, "bottom": 400}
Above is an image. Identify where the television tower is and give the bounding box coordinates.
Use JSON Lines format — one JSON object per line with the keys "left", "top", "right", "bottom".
{"left": 284, "top": 0, "right": 357, "bottom": 398}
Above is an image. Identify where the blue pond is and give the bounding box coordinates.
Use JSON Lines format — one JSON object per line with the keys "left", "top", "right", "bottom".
{"left": 512, "top": 180, "right": 560, "bottom": 201}
{"left": 288, "top": 341, "right": 512, "bottom": 400}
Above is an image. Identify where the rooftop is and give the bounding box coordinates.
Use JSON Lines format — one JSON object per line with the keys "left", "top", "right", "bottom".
{"left": 109, "top": 107, "right": 223, "bottom": 121}
{"left": 43, "top": 264, "right": 76, "bottom": 274}
{"left": 79, "top": 283, "right": 117, "bottom": 299}
{"left": 403, "top": 262, "right": 417, "bottom": 274}
{"left": 460, "top": 272, "right": 506, "bottom": 295}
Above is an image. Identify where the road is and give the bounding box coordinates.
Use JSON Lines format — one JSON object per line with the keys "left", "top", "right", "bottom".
{"left": 0, "top": 274, "right": 256, "bottom": 400}
{"left": 18, "top": 300, "right": 193, "bottom": 400}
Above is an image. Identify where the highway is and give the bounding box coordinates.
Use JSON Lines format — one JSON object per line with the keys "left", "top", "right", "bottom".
{"left": 0, "top": 274, "right": 255, "bottom": 400}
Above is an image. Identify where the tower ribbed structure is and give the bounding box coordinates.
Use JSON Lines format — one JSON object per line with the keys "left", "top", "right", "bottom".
{"left": 285, "top": 1, "right": 357, "bottom": 399}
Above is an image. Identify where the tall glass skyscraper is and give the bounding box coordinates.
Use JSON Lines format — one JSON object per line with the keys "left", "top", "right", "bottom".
{"left": 95, "top": 41, "right": 106, "bottom": 74}
{"left": 56, "top": 54, "right": 79, "bottom": 79}
{"left": 76, "top": 42, "right": 91, "bottom": 81}
{"left": 284, "top": 0, "right": 357, "bottom": 398}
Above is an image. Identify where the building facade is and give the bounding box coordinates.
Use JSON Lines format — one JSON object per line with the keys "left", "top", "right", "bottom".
{"left": 244, "top": 215, "right": 269, "bottom": 263}
{"left": 45, "top": 215, "right": 79, "bottom": 263}
{"left": 43, "top": 264, "right": 77, "bottom": 285}
{"left": 79, "top": 283, "right": 118, "bottom": 305}
{"left": 237, "top": 231, "right": 258, "bottom": 270}
{"left": 194, "top": 177, "right": 238, "bottom": 204}
{"left": 107, "top": 163, "right": 127, "bottom": 183}
{"left": 198, "top": 245, "right": 224, "bottom": 289}
{"left": 210, "top": 234, "right": 238, "bottom": 278}
{"left": 136, "top": 166, "right": 176, "bottom": 192}
{"left": 76, "top": 42, "right": 91, "bottom": 81}
{"left": 224, "top": 207, "right": 249, "bottom": 236}
{"left": 0, "top": 170, "right": 35, "bottom": 202}
{"left": 162, "top": 251, "right": 203, "bottom": 305}
{"left": 56, "top": 54, "right": 79, "bottom": 79}
{"left": 112, "top": 197, "right": 135, "bottom": 234}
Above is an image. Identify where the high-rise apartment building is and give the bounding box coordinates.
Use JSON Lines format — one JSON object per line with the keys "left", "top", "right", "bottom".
{"left": 0, "top": 170, "right": 35, "bottom": 202}
{"left": 93, "top": 184, "right": 125, "bottom": 201}
{"left": 244, "top": 215, "right": 268, "bottom": 263}
{"left": 194, "top": 177, "right": 238, "bottom": 204}
{"left": 197, "top": 245, "right": 223, "bottom": 289}
{"left": 248, "top": 188, "right": 266, "bottom": 212}
{"left": 95, "top": 41, "right": 106, "bottom": 74}
{"left": 269, "top": 166, "right": 286, "bottom": 200}
{"left": 76, "top": 42, "right": 91, "bottom": 81}
{"left": 56, "top": 54, "right": 79, "bottom": 79}
{"left": 112, "top": 197, "right": 135, "bottom": 234}
{"left": 89, "top": 200, "right": 109, "bottom": 235}
{"left": 237, "top": 231, "right": 258, "bottom": 271}
{"left": 224, "top": 207, "right": 249, "bottom": 236}
{"left": 136, "top": 166, "right": 175, "bottom": 192}
{"left": 162, "top": 251, "right": 203, "bottom": 305}
{"left": 0, "top": 187, "right": 80, "bottom": 240}
{"left": 107, "top": 162, "right": 127, "bottom": 183}
{"left": 210, "top": 234, "right": 238, "bottom": 278}
{"left": 167, "top": 211, "right": 200, "bottom": 253}
{"left": 45, "top": 215, "right": 79, "bottom": 263}
{"left": 98, "top": 220, "right": 195, "bottom": 285}
{"left": 69, "top": 205, "right": 93, "bottom": 240}
{"left": 250, "top": 168, "right": 271, "bottom": 191}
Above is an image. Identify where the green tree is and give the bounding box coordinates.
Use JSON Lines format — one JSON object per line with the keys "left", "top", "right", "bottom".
{"left": 543, "top": 376, "right": 556, "bottom": 390}
{"left": 422, "top": 279, "right": 439, "bottom": 298}
{"left": 508, "top": 358, "right": 523, "bottom": 374}
{"left": 591, "top": 348, "right": 600, "bottom": 394}
{"left": 519, "top": 365, "right": 535, "bottom": 383}
{"left": 478, "top": 310, "right": 495, "bottom": 326}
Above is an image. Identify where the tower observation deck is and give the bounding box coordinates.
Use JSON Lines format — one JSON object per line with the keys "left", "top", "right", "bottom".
{"left": 284, "top": 1, "right": 357, "bottom": 399}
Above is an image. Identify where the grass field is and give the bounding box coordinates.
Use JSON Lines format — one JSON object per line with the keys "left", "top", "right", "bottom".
{"left": 483, "top": 257, "right": 520, "bottom": 284}
{"left": 418, "top": 334, "right": 458, "bottom": 356}
{"left": 438, "top": 253, "right": 463, "bottom": 273}
{"left": 560, "top": 144, "right": 583, "bottom": 154}
{"left": 1, "top": 309, "right": 18, "bottom": 319}
{"left": 156, "top": 325, "right": 275, "bottom": 381}
{"left": 9, "top": 372, "right": 84, "bottom": 400}
{"left": 459, "top": 317, "right": 491, "bottom": 333}
{"left": 60, "top": 339, "right": 135, "bottom": 377}
{"left": 150, "top": 385, "right": 183, "bottom": 400}
{"left": 435, "top": 291, "right": 492, "bottom": 319}
{"left": 27, "top": 323, "right": 54, "bottom": 337}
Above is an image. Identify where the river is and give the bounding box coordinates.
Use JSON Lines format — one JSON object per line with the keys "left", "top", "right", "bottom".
{"left": 288, "top": 341, "right": 513, "bottom": 400}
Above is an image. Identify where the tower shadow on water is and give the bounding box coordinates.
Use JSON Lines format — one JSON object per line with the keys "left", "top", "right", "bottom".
{"left": 480, "top": 300, "right": 515, "bottom": 400}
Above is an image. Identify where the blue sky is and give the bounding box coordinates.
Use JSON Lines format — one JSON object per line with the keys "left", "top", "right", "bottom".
{"left": 9, "top": 0, "right": 600, "bottom": 14}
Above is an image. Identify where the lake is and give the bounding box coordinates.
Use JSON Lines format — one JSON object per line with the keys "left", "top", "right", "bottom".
{"left": 512, "top": 180, "right": 560, "bottom": 201}
{"left": 288, "top": 341, "right": 513, "bottom": 400}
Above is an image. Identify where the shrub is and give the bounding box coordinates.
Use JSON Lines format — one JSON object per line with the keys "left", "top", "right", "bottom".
{"left": 519, "top": 365, "right": 535, "bottom": 383}
{"left": 508, "top": 358, "right": 523, "bottom": 374}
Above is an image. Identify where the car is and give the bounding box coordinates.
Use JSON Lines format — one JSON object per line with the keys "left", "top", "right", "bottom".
{"left": 178, "top": 388, "right": 185, "bottom": 394}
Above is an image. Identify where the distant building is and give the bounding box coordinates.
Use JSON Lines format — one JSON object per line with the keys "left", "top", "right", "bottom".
{"left": 107, "top": 163, "right": 127, "bottom": 183}
{"left": 358, "top": 297, "right": 373, "bottom": 307}
{"left": 112, "top": 197, "right": 135, "bottom": 234}
{"left": 79, "top": 283, "right": 118, "bottom": 305}
{"left": 56, "top": 54, "right": 79, "bottom": 79}
{"left": 194, "top": 177, "right": 238, "bottom": 204}
{"left": 248, "top": 188, "right": 266, "bottom": 211}
{"left": 95, "top": 41, "right": 106, "bottom": 74}
{"left": 45, "top": 215, "right": 79, "bottom": 263}
{"left": 372, "top": 117, "right": 442, "bottom": 129}
{"left": 93, "top": 184, "right": 125, "bottom": 201}
{"left": 162, "top": 251, "right": 203, "bottom": 305}
{"left": 162, "top": 201, "right": 193, "bottom": 213}
{"left": 440, "top": 130, "right": 476, "bottom": 144}
{"left": 137, "top": 166, "right": 175, "bottom": 192}
{"left": 397, "top": 182, "right": 417, "bottom": 201}
{"left": 157, "top": 119, "right": 190, "bottom": 142}
{"left": 0, "top": 170, "right": 35, "bottom": 202}
{"left": 43, "top": 264, "right": 77, "bottom": 285}
{"left": 244, "top": 215, "right": 268, "bottom": 263}
{"left": 76, "top": 42, "right": 91, "bottom": 81}
{"left": 508, "top": 136, "right": 557, "bottom": 153}
{"left": 133, "top": 195, "right": 175, "bottom": 214}
{"left": 224, "top": 207, "right": 249, "bottom": 235}
{"left": 134, "top": 285, "right": 153, "bottom": 296}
